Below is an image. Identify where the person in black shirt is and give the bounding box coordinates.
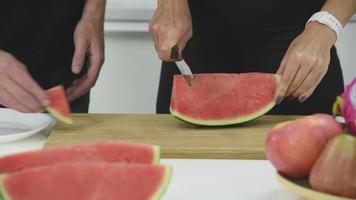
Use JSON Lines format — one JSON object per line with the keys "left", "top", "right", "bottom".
{"left": 150, "top": 0, "right": 356, "bottom": 115}
{"left": 0, "top": 0, "right": 105, "bottom": 113}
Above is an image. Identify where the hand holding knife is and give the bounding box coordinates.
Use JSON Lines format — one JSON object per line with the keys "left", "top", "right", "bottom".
{"left": 171, "top": 45, "right": 194, "bottom": 86}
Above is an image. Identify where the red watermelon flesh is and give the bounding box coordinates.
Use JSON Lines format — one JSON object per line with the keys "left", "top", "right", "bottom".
{"left": 0, "top": 163, "right": 172, "bottom": 200}
{"left": 0, "top": 142, "right": 160, "bottom": 174}
{"left": 170, "top": 73, "right": 280, "bottom": 126}
{"left": 45, "top": 85, "right": 73, "bottom": 124}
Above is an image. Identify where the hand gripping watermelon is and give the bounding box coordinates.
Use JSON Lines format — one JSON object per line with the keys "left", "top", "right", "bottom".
{"left": 0, "top": 163, "right": 172, "bottom": 200}
{"left": 45, "top": 85, "right": 73, "bottom": 124}
{"left": 170, "top": 73, "right": 280, "bottom": 126}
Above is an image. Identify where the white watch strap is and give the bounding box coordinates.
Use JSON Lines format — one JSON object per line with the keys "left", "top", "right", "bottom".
{"left": 306, "top": 11, "right": 343, "bottom": 41}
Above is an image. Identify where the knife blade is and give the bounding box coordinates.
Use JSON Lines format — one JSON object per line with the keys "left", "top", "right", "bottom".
{"left": 171, "top": 45, "right": 194, "bottom": 86}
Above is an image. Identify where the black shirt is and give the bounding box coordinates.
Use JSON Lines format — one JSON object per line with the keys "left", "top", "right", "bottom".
{"left": 0, "top": 0, "right": 85, "bottom": 89}
{"left": 189, "top": 0, "right": 326, "bottom": 41}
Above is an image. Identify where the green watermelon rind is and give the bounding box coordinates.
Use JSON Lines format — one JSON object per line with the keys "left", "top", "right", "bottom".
{"left": 153, "top": 145, "right": 161, "bottom": 164}
{"left": 170, "top": 101, "right": 276, "bottom": 126}
{"left": 150, "top": 166, "right": 173, "bottom": 200}
{"left": 0, "top": 176, "right": 10, "bottom": 200}
{"left": 45, "top": 106, "right": 73, "bottom": 125}
{"left": 332, "top": 96, "right": 344, "bottom": 116}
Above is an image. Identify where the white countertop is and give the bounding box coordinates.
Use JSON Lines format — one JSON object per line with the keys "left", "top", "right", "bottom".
{"left": 0, "top": 129, "right": 305, "bottom": 200}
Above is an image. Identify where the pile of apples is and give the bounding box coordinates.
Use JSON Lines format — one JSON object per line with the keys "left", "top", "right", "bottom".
{"left": 266, "top": 79, "right": 356, "bottom": 199}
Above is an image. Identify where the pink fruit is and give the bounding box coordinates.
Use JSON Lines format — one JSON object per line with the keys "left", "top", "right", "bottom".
{"left": 309, "top": 134, "right": 356, "bottom": 199}
{"left": 334, "top": 78, "right": 356, "bottom": 135}
{"left": 266, "top": 114, "right": 343, "bottom": 178}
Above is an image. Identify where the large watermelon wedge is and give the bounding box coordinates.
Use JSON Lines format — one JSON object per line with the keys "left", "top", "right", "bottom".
{"left": 0, "top": 163, "right": 172, "bottom": 200}
{"left": 170, "top": 73, "right": 280, "bottom": 126}
{"left": 45, "top": 85, "right": 73, "bottom": 124}
{"left": 0, "top": 142, "right": 160, "bottom": 173}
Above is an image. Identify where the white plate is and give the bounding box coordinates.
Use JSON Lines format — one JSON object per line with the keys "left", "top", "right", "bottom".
{"left": 0, "top": 108, "right": 54, "bottom": 143}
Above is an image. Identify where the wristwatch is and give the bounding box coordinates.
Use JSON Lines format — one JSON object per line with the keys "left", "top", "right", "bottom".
{"left": 306, "top": 11, "right": 343, "bottom": 41}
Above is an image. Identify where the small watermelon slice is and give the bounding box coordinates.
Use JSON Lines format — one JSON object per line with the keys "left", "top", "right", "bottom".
{"left": 0, "top": 142, "right": 160, "bottom": 173}
{"left": 170, "top": 73, "right": 280, "bottom": 126}
{"left": 45, "top": 85, "right": 73, "bottom": 124}
{"left": 0, "top": 163, "right": 172, "bottom": 200}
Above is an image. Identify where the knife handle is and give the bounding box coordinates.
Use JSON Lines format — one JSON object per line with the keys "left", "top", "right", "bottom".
{"left": 171, "top": 45, "right": 180, "bottom": 61}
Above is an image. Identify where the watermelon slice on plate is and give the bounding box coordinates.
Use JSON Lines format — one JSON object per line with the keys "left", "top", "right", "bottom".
{"left": 170, "top": 73, "right": 280, "bottom": 126}
{"left": 0, "top": 163, "right": 172, "bottom": 200}
{"left": 0, "top": 142, "right": 160, "bottom": 173}
{"left": 45, "top": 85, "right": 73, "bottom": 124}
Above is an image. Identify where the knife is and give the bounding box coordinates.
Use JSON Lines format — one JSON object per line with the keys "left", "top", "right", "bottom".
{"left": 171, "top": 45, "right": 194, "bottom": 86}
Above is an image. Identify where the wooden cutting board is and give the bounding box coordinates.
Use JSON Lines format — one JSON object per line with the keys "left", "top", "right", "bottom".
{"left": 45, "top": 114, "right": 300, "bottom": 159}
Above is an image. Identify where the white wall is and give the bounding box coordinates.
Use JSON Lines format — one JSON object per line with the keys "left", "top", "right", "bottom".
{"left": 89, "top": 32, "right": 161, "bottom": 113}
{"left": 89, "top": 21, "right": 356, "bottom": 114}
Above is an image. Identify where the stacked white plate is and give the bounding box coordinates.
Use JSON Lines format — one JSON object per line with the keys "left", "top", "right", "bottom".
{"left": 0, "top": 108, "right": 54, "bottom": 144}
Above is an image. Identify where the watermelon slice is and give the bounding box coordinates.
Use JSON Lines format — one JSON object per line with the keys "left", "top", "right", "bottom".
{"left": 170, "top": 73, "right": 280, "bottom": 126}
{"left": 45, "top": 85, "right": 73, "bottom": 124}
{"left": 0, "top": 163, "right": 172, "bottom": 200}
{"left": 0, "top": 142, "right": 160, "bottom": 173}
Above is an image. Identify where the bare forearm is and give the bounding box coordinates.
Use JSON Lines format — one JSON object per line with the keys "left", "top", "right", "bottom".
{"left": 157, "top": 0, "right": 188, "bottom": 6}
{"left": 82, "top": 0, "right": 106, "bottom": 24}
{"left": 321, "top": 0, "right": 356, "bottom": 26}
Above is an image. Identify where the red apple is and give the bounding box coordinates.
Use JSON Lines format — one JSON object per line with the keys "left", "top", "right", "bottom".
{"left": 266, "top": 114, "right": 343, "bottom": 178}
{"left": 309, "top": 134, "right": 356, "bottom": 198}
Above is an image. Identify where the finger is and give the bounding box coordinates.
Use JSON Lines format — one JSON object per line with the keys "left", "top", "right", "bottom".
{"left": 276, "top": 57, "right": 300, "bottom": 103}
{"left": 4, "top": 76, "right": 42, "bottom": 112}
{"left": 68, "top": 46, "right": 102, "bottom": 102}
{"left": 0, "top": 86, "right": 33, "bottom": 112}
{"left": 277, "top": 42, "right": 295, "bottom": 75}
{"left": 72, "top": 78, "right": 82, "bottom": 86}
{"left": 148, "top": 22, "right": 154, "bottom": 39}
{"left": 71, "top": 37, "right": 88, "bottom": 74}
{"left": 297, "top": 73, "right": 324, "bottom": 103}
{"left": 291, "top": 67, "right": 323, "bottom": 101}
{"left": 158, "top": 30, "right": 180, "bottom": 61}
{"left": 66, "top": 75, "right": 88, "bottom": 101}
{"left": 65, "top": 86, "right": 75, "bottom": 102}
{"left": 276, "top": 56, "right": 287, "bottom": 75}
{"left": 154, "top": 32, "right": 160, "bottom": 53}
{"left": 149, "top": 23, "right": 159, "bottom": 52}
{"left": 177, "top": 30, "right": 192, "bottom": 58}
{"left": 276, "top": 44, "right": 294, "bottom": 75}
{"left": 66, "top": 79, "right": 84, "bottom": 101}
{"left": 66, "top": 77, "right": 91, "bottom": 101}
{"left": 87, "top": 43, "right": 104, "bottom": 79}
{"left": 8, "top": 66, "right": 49, "bottom": 106}
{"left": 285, "top": 64, "right": 313, "bottom": 96}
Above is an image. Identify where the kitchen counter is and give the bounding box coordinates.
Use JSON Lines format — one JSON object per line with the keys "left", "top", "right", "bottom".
{"left": 0, "top": 114, "right": 305, "bottom": 200}
{"left": 45, "top": 114, "right": 300, "bottom": 159}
